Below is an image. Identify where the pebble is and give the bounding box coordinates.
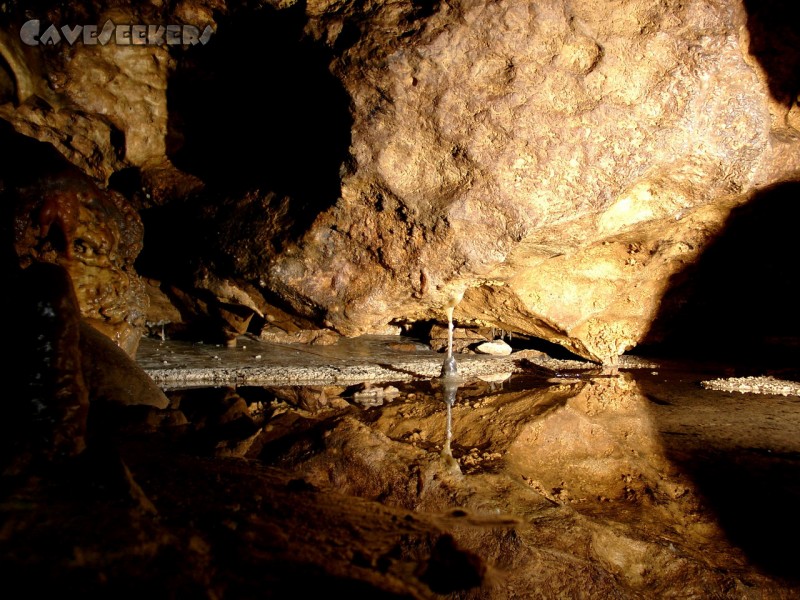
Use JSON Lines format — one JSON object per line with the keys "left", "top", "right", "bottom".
{"left": 700, "top": 375, "right": 800, "bottom": 397}
{"left": 475, "top": 339, "right": 513, "bottom": 356}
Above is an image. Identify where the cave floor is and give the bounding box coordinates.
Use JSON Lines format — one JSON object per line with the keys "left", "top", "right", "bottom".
{"left": 2, "top": 337, "right": 799, "bottom": 598}
{"left": 137, "top": 333, "right": 553, "bottom": 387}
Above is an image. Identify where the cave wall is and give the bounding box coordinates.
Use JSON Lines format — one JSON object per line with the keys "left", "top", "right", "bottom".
{"left": 284, "top": 0, "right": 800, "bottom": 362}
{"left": 1, "top": 0, "right": 799, "bottom": 362}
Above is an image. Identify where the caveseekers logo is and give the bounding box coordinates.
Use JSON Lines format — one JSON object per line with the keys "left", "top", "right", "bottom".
{"left": 20, "top": 19, "right": 214, "bottom": 46}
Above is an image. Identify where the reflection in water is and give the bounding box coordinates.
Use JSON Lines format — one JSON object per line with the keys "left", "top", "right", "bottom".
{"left": 440, "top": 377, "right": 460, "bottom": 471}
{"left": 160, "top": 364, "right": 800, "bottom": 589}
{"left": 505, "top": 374, "right": 671, "bottom": 506}
{"left": 438, "top": 291, "right": 465, "bottom": 466}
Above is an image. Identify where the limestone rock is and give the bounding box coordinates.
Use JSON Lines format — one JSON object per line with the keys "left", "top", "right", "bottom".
{"left": 474, "top": 339, "right": 513, "bottom": 356}
{"left": 10, "top": 161, "right": 148, "bottom": 355}
{"left": 3, "top": 0, "right": 799, "bottom": 364}
{"left": 151, "top": 283, "right": 258, "bottom": 345}
{"left": 0, "top": 4, "right": 212, "bottom": 183}
{"left": 79, "top": 320, "right": 169, "bottom": 409}
{"left": 429, "top": 325, "right": 488, "bottom": 353}
{"left": 259, "top": 328, "right": 340, "bottom": 346}
{"left": 259, "top": 0, "right": 800, "bottom": 362}
{"left": 144, "top": 278, "right": 185, "bottom": 337}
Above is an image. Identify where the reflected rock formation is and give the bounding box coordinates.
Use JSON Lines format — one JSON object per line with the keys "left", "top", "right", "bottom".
{"left": 247, "top": 372, "right": 779, "bottom": 596}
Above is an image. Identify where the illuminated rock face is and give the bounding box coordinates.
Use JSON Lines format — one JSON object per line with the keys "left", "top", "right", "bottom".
{"left": 266, "top": 0, "right": 800, "bottom": 361}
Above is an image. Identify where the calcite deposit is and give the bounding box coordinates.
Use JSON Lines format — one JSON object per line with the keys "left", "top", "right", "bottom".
{"left": 269, "top": 0, "right": 800, "bottom": 362}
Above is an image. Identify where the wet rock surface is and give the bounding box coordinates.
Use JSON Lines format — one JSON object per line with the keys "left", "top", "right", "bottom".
{"left": 3, "top": 133, "right": 148, "bottom": 355}
{"left": 80, "top": 321, "right": 169, "bottom": 409}
{"left": 256, "top": 0, "right": 800, "bottom": 362}
{"left": 137, "top": 334, "right": 527, "bottom": 387}
{"left": 2, "top": 351, "right": 798, "bottom": 597}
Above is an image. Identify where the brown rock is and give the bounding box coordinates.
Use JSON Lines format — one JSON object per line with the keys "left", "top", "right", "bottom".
{"left": 138, "top": 159, "right": 205, "bottom": 208}
{"left": 79, "top": 321, "right": 169, "bottom": 409}
{"left": 256, "top": 0, "right": 800, "bottom": 362}
{"left": 3, "top": 0, "right": 799, "bottom": 366}
{"left": 144, "top": 278, "right": 185, "bottom": 336}
{"left": 429, "top": 325, "right": 488, "bottom": 353}
{"left": 506, "top": 375, "right": 674, "bottom": 504}
{"left": 159, "top": 282, "right": 260, "bottom": 344}
{"left": 259, "top": 328, "right": 340, "bottom": 346}
{"left": 10, "top": 163, "right": 148, "bottom": 355}
{"left": 0, "top": 4, "right": 201, "bottom": 182}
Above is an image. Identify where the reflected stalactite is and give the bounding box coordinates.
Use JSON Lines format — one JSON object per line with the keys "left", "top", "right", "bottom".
{"left": 439, "top": 377, "right": 460, "bottom": 472}
{"left": 439, "top": 287, "right": 466, "bottom": 471}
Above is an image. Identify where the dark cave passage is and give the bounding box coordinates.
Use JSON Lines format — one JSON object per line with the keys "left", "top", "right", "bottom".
{"left": 166, "top": 2, "right": 352, "bottom": 218}
{"left": 129, "top": 2, "right": 354, "bottom": 313}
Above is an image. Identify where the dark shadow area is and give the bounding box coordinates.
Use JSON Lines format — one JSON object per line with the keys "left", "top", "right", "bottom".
{"left": 166, "top": 2, "right": 352, "bottom": 222}
{"left": 0, "top": 53, "right": 16, "bottom": 105}
{"left": 135, "top": 191, "right": 315, "bottom": 342}
{"left": 108, "top": 166, "right": 148, "bottom": 209}
{"left": 0, "top": 120, "right": 73, "bottom": 192}
{"left": 743, "top": 0, "right": 800, "bottom": 107}
{"left": 636, "top": 368, "right": 800, "bottom": 584}
{"left": 0, "top": 122, "right": 77, "bottom": 267}
{"left": 636, "top": 179, "right": 800, "bottom": 580}
{"left": 133, "top": 2, "right": 353, "bottom": 327}
{"left": 501, "top": 333, "right": 589, "bottom": 361}
{"left": 134, "top": 200, "right": 206, "bottom": 282}
{"left": 393, "top": 319, "right": 589, "bottom": 362}
{"left": 639, "top": 180, "right": 800, "bottom": 368}
{"left": 670, "top": 447, "right": 800, "bottom": 582}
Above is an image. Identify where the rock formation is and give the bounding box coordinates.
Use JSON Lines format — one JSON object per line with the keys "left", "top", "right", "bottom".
{"left": 2, "top": 0, "right": 799, "bottom": 362}
{"left": 8, "top": 150, "right": 148, "bottom": 354}
{"left": 272, "top": 0, "right": 800, "bottom": 362}
{"left": 1, "top": 2, "right": 799, "bottom": 595}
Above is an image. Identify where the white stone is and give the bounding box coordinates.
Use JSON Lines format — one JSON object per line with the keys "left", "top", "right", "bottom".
{"left": 475, "top": 339, "right": 513, "bottom": 356}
